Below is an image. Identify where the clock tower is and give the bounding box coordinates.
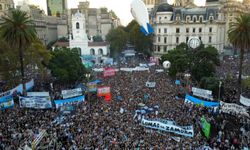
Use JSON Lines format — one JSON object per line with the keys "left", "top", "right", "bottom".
{"left": 69, "top": 10, "right": 88, "bottom": 55}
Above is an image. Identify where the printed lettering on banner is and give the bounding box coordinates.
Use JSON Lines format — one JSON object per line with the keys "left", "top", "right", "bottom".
{"left": 97, "top": 86, "right": 110, "bottom": 96}
{"left": 61, "top": 88, "right": 82, "bottom": 99}
{"left": 54, "top": 95, "right": 85, "bottom": 109}
{"left": 220, "top": 101, "right": 249, "bottom": 117}
{"left": 240, "top": 95, "right": 250, "bottom": 107}
{"left": 19, "top": 97, "right": 52, "bottom": 109}
{"left": 103, "top": 68, "right": 116, "bottom": 77}
{"left": 191, "top": 87, "right": 213, "bottom": 100}
{"left": 27, "top": 92, "right": 50, "bottom": 97}
{"left": 141, "top": 118, "right": 194, "bottom": 137}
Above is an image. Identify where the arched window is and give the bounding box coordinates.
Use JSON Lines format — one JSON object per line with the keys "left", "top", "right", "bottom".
{"left": 0, "top": 4, "right": 2, "bottom": 10}
{"left": 90, "top": 49, "right": 95, "bottom": 55}
{"left": 98, "top": 48, "right": 103, "bottom": 55}
{"left": 76, "top": 22, "right": 80, "bottom": 29}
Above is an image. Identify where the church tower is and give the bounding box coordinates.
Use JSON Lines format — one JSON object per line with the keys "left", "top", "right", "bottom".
{"left": 69, "top": 11, "right": 88, "bottom": 55}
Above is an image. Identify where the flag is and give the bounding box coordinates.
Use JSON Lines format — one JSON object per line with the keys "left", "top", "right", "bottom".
{"left": 200, "top": 116, "right": 211, "bottom": 139}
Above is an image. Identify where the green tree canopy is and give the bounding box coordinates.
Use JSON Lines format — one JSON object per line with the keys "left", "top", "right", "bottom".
{"left": 106, "top": 26, "right": 128, "bottom": 57}
{"left": 161, "top": 43, "right": 220, "bottom": 82}
{"left": 0, "top": 9, "right": 37, "bottom": 94}
{"left": 228, "top": 14, "right": 250, "bottom": 87}
{"left": 48, "top": 48, "right": 87, "bottom": 83}
{"left": 92, "top": 35, "right": 103, "bottom": 42}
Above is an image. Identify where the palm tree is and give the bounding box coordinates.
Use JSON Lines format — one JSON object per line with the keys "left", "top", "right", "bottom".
{"left": 228, "top": 14, "right": 250, "bottom": 92}
{"left": 0, "top": 9, "right": 37, "bottom": 95}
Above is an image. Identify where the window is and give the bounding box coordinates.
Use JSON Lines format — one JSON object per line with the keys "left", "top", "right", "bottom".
{"left": 164, "top": 28, "right": 167, "bottom": 33}
{"left": 158, "top": 28, "right": 161, "bottom": 33}
{"left": 199, "top": 28, "right": 202, "bottom": 33}
{"left": 164, "top": 37, "right": 167, "bottom": 43}
{"left": 76, "top": 22, "right": 80, "bottom": 29}
{"left": 209, "top": 27, "right": 212, "bottom": 33}
{"left": 199, "top": 16, "right": 203, "bottom": 23}
{"left": 98, "top": 48, "right": 103, "bottom": 55}
{"left": 0, "top": 4, "right": 2, "bottom": 10}
{"left": 209, "top": 16, "right": 214, "bottom": 21}
{"left": 199, "top": 36, "right": 201, "bottom": 41}
{"left": 158, "top": 37, "right": 161, "bottom": 42}
{"left": 164, "top": 46, "right": 167, "bottom": 52}
{"left": 176, "top": 37, "right": 179, "bottom": 44}
{"left": 193, "top": 16, "right": 197, "bottom": 22}
{"left": 209, "top": 36, "right": 212, "bottom": 43}
{"left": 186, "top": 28, "right": 189, "bottom": 33}
{"left": 90, "top": 49, "right": 95, "bottom": 55}
{"left": 186, "top": 16, "right": 190, "bottom": 22}
{"left": 164, "top": 16, "right": 167, "bottom": 19}
{"left": 158, "top": 46, "right": 160, "bottom": 52}
{"left": 159, "top": 17, "right": 161, "bottom": 21}
{"left": 186, "top": 37, "right": 189, "bottom": 43}
{"left": 193, "top": 28, "right": 195, "bottom": 33}
{"left": 176, "top": 28, "right": 180, "bottom": 33}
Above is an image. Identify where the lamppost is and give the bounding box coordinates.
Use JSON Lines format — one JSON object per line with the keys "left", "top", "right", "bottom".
{"left": 218, "top": 81, "right": 222, "bottom": 101}
{"left": 85, "top": 73, "right": 91, "bottom": 101}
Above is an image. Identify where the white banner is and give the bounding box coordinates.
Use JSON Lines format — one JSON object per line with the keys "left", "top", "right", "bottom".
{"left": 120, "top": 68, "right": 134, "bottom": 72}
{"left": 141, "top": 118, "right": 194, "bottom": 137}
{"left": 19, "top": 97, "right": 52, "bottom": 109}
{"left": 27, "top": 92, "right": 50, "bottom": 97}
{"left": 146, "top": 82, "right": 156, "bottom": 88}
{"left": 220, "top": 101, "right": 249, "bottom": 117}
{"left": 61, "top": 88, "right": 82, "bottom": 99}
{"left": 156, "top": 69, "right": 164, "bottom": 73}
{"left": 240, "top": 95, "right": 250, "bottom": 107}
{"left": 92, "top": 68, "right": 104, "bottom": 72}
{"left": 192, "top": 87, "right": 213, "bottom": 100}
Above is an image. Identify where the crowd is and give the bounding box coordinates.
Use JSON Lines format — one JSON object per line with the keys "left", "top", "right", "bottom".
{"left": 0, "top": 56, "right": 249, "bottom": 150}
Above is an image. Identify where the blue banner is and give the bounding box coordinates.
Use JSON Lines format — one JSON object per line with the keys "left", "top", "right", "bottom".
{"left": 19, "top": 96, "right": 52, "bottom": 109}
{"left": 175, "top": 80, "right": 181, "bottom": 85}
{"left": 0, "top": 95, "right": 14, "bottom": 110}
{"left": 54, "top": 95, "right": 85, "bottom": 109}
{"left": 185, "top": 94, "right": 219, "bottom": 107}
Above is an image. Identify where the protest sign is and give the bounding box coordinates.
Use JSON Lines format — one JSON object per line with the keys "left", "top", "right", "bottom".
{"left": 103, "top": 68, "right": 116, "bottom": 77}
{"left": 220, "top": 101, "right": 249, "bottom": 117}
{"left": 61, "top": 88, "right": 82, "bottom": 99}
{"left": 192, "top": 87, "right": 213, "bottom": 100}
{"left": 19, "top": 96, "right": 52, "bottom": 109}
{"left": 54, "top": 95, "right": 85, "bottom": 109}
{"left": 87, "top": 82, "right": 97, "bottom": 92}
{"left": 97, "top": 86, "right": 110, "bottom": 97}
{"left": 141, "top": 118, "right": 194, "bottom": 137}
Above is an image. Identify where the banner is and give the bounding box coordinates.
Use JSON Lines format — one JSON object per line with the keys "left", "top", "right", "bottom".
{"left": 103, "top": 68, "right": 116, "bottom": 77}
{"left": 133, "top": 67, "right": 149, "bottom": 71}
{"left": 97, "top": 86, "right": 110, "bottom": 97}
{"left": 185, "top": 94, "right": 219, "bottom": 107}
{"left": 141, "top": 118, "right": 194, "bottom": 137}
{"left": 92, "top": 68, "right": 104, "bottom": 72}
{"left": 11, "top": 79, "right": 34, "bottom": 94}
{"left": 240, "top": 95, "right": 250, "bottom": 107}
{"left": 120, "top": 68, "right": 134, "bottom": 72}
{"left": 192, "top": 87, "right": 213, "bottom": 100}
{"left": 175, "top": 80, "right": 181, "bottom": 85}
{"left": 19, "top": 97, "right": 52, "bottom": 109}
{"left": 0, "top": 95, "right": 14, "bottom": 110}
{"left": 146, "top": 81, "right": 156, "bottom": 88}
{"left": 61, "top": 88, "right": 82, "bottom": 99}
{"left": 54, "top": 95, "right": 85, "bottom": 109}
{"left": 156, "top": 69, "right": 164, "bottom": 73}
{"left": 87, "top": 82, "right": 97, "bottom": 92}
{"left": 200, "top": 116, "right": 211, "bottom": 139}
{"left": 220, "top": 101, "right": 249, "bottom": 117}
{"left": 27, "top": 92, "right": 50, "bottom": 97}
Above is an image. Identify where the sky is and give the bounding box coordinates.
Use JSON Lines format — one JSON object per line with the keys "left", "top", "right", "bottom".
{"left": 14, "top": 0, "right": 207, "bottom": 25}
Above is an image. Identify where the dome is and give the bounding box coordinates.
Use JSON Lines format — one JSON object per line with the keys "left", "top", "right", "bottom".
{"left": 155, "top": 3, "right": 173, "bottom": 12}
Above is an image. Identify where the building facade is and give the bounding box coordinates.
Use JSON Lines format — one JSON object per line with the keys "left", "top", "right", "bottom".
{"left": 0, "top": 0, "right": 14, "bottom": 16}
{"left": 152, "top": 0, "right": 250, "bottom": 56}
{"left": 69, "top": 11, "right": 109, "bottom": 56}
{"left": 47, "top": 0, "right": 67, "bottom": 17}
{"left": 68, "top": 1, "right": 119, "bottom": 41}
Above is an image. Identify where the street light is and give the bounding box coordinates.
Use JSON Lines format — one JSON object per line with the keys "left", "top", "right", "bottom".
{"left": 85, "top": 73, "right": 91, "bottom": 101}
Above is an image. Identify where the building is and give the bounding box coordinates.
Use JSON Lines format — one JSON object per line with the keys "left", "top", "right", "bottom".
{"left": 151, "top": 0, "right": 250, "bottom": 56}
{"left": 47, "top": 0, "right": 67, "bottom": 17}
{"left": 0, "top": 0, "right": 14, "bottom": 16}
{"left": 68, "top": 1, "right": 120, "bottom": 41}
{"left": 152, "top": 3, "right": 226, "bottom": 56}
{"left": 17, "top": 1, "right": 68, "bottom": 45}
{"left": 69, "top": 11, "right": 109, "bottom": 57}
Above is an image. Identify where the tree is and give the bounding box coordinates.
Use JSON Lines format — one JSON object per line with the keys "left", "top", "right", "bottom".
{"left": 200, "top": 77, "right": 224, "bottom": 99}
{"left": 106, "top": 26, "right": 128, "bottom": 57}
{"left": 228, "top": 14, "right": 250, "bottom": 88}
{"left": 129, "top": 23, "right": 153, "bottom": 56}
{"left": 161, "top": 43, "right": 220, "bottom": 82}
{"left": 0, "top": 9, "right": 37, "bottom": 95}
{"left": 48, "top": 48, "right": 87, "bottom": 84}
{"left": 92, "top": 35, "right": 103, "bottom": 42}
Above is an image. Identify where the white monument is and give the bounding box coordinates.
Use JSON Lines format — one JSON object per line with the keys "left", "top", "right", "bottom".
{"left": 69, "top": 11, "right": 88, "bottom": 55}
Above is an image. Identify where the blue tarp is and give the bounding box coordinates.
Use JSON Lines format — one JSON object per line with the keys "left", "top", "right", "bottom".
{"left": 185, "top": 94, "right": 219, "bottom": 107}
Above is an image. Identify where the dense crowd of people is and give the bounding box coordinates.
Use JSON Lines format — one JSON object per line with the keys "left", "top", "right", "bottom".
{"left": 0, "top": 56, "right": 249, "bottom": 149}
